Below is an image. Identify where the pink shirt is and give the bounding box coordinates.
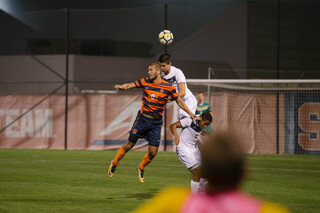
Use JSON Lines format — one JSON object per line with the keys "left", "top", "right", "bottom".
{"left": 180, "top": 190, "right": 262, "bottom": 213}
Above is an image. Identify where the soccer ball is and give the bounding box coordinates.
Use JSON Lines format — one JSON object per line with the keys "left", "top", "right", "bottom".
{"left": 158, "top": 30, "right": 173, "bottom": 45}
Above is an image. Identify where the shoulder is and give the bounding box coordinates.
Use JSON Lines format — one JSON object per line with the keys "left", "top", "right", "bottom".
{"left": 261, "top": 202, "right": 291, "bottom": 213}
{"left": 137, "top": 77, "right": 149, "bottom": 83}
{"left": 143, "top": 77, "right": 151, "bottom": 83}
{"left": 171, "top": 66, "right": 183, "bottom": 74}
{"left": 133, "top": 187, "right": 190, "bottom": 213}
{"left": 160, "top": 79, "right": 176, "bottom": 89}
{"left": 171, "top": 66, "right": 186, "bottom": 81}
{"left": 180, "top": 117, "right": 193, "bottom": 128}
{"left": 161, "top": 78, "right": 170, "bottom": 84}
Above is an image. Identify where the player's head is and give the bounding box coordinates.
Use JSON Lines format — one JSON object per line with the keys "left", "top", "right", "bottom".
{"left": 159, "top": 53, "right": 171, "bottom": 64}
{"left": 200, "top": 131, "right": 245, "bottom": 193}
{"left": 148, "top": 62, "right": 162, "bottom": 81}
{"left": 198, "top": 112, "right": 212, "bottom": 129}
{"left": 198, "top": 92, "right": 205, "bottom": 103}
{"left": 158, "top": 53, "right": 171, "bottom": 74}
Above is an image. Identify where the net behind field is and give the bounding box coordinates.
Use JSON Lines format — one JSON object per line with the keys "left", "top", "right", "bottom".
{"left": 187, "top": 79, "right": 320, "bottom": 155}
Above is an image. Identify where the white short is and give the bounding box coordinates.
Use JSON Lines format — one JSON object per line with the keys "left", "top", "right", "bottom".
{"left": 176, "top": 141, "right": 201, "bottom": 171}
{"left": 178, "top": 95, "right": 197, "bottom": 120}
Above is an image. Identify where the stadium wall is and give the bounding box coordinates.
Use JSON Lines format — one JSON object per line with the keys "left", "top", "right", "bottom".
{"left": 0, "top": 55, "right": 238, "bottom": 94}
{"left": 1, "top": 93, "right": 319, "bottom": 154}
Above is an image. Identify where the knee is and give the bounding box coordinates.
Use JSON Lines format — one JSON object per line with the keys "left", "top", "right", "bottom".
{"left": 123, "top": 141, "right": 135, "bottom": 151}
{"left": 148, "top": 151, "right": 157, "bottom": 159}
{"left": 192, "top": 167, "right": 201, "bottom": 181}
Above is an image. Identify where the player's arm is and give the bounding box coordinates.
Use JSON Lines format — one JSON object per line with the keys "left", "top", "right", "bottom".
{"left": 114, "top": 82, "right": 136, "bottom": 90}
{"left": 170, "top": 121, "right": 182, "bottom": 145}
{"left": 178, "top": 82, "right": 186, "bottom": 98}
{"left": 174, "top": 97, "right": 199, "bottom": 120}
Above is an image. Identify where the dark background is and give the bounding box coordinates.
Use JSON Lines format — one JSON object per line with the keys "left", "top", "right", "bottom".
{"left": 0, "top": 0, "right": 320, "bottom": 94}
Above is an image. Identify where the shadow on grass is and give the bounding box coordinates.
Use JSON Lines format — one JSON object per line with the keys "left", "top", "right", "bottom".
{"left": 105, "top": 189, "right": 157, "bottom": 200}
{"left": 123, "top": 191, "right": 155, "bottom": 200}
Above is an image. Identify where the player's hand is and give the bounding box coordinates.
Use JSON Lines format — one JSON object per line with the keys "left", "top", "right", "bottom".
{"left": 190, "top": 113, "right": 200, "bottom": 120}
{"left": 114, "top": 85, "right": 122, "bottom": 90}
{"left": 174, "top": 136, "right": 180, "bottom": 145}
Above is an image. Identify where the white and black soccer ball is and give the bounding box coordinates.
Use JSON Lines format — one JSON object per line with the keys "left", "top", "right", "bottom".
{"left": 158, "top": 30, "right": 173, "bottom": 45}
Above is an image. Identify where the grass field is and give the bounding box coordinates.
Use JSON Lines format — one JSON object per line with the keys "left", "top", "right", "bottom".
{"left": 0, "top": 149, "right": 319, "bottom": 213}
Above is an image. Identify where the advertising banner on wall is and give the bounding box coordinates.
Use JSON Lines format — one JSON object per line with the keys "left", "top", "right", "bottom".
{"left": 0, "top": 94, "right": 178, "bottom": 151}
{"left": 0, "top": 93, "right": 292, "bottom": 154}
{"left": 284, "top": 92, "right": 320, "bottom": 155}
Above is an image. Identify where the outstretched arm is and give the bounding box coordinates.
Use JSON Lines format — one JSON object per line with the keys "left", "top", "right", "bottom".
{"left": 170, "top": 121, "right": 182, "bottom": 145}
{"left": 178, "top": 82, "right": 186, "bottom": 98}
{"left": 114, "top": 82, "right": 136, "bottom": 90}
{"left": 174, "top": 97, "right": 199, "bottom": 120}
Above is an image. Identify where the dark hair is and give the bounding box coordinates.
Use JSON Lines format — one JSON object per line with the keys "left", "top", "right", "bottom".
{"left": 158, "top": 53, "right": 171, "bottom": 64}
{"left": 200, "top": 131, "right": 245, "bottom": 193}
{"left": 200, "top": 112, "right": 212, "bottom": 123}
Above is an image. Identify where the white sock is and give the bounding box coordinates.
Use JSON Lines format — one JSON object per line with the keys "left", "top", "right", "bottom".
{"left": 190, "top": 180, "right": 200, "bottom": 193}
{"left": 200, "top": 178, "right": 208, "bottom": 193}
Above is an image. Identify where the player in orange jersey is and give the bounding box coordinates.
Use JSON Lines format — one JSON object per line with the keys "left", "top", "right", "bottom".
{"left": 108, "top": 62, "right": 198, "bottom": 183}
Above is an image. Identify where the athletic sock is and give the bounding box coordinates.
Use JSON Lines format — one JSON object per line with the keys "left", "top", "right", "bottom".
{"left": 200, "top": 178, "right": 208, "bottom": 193}
{"left": 138, "top": 153, "right": 152, "bottom": 171}
{"left": 190, "top": 180, "right": 200, "bottom": 193}
{"left": 112, "top": 145, "right": 127, "bottom": 166}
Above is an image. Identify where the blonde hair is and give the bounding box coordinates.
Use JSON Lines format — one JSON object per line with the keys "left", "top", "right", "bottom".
{"left": 150, "top": 62, "right": 162, "bottom": 71}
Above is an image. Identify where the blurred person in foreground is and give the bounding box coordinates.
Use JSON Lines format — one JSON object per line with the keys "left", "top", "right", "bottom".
{"left": 133, "top": 131, "right": 290, "bottom": 213}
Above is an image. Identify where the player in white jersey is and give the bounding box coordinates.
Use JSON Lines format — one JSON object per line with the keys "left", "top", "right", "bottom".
{"left": 159, "top": 53, "right": 198, "bottom": 120}
{"left": 170, "top": 112, "right": 213, "bottom": 193}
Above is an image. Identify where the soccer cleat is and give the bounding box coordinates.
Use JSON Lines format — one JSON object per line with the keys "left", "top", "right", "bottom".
{"left": 137, "top": 166, "right": 145, "bottom": 183}
{"left": 107, "top": 160, "right": 117, "bottom": 178}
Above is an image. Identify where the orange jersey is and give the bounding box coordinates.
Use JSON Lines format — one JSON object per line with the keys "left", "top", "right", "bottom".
{"left": 134, "top": 77, "right": 179, "bottom": 117}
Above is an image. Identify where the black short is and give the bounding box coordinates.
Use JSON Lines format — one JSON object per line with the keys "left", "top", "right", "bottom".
{"left": 128, "top": 111, "right": 163, "bottom": 147}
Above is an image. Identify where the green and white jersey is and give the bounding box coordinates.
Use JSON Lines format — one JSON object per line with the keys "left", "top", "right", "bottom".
{"left": 196, "top": 102, "right": 211, "bottom": 116}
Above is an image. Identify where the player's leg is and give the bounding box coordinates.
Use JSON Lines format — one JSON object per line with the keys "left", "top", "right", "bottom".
{"left": 176, "top": 142, "right": 200, "bottom": 192}
{"left": 112, "top": 140, "right": 135, "bottom": 166}
{"left": 137, "top": 145, "right": 158, "bottom": 183}
{"left": 200, "top": 178, "right": 208, "bottom": 193}
{"left": 136, "top": 118, "right": 161, "bottom": 183}
{"left": 194, "top": 145, "right": 208, "bottom": 192}
{"left": 108, "top": 112, "right": 143, "bottom": 178}
{"left": 190, "top": 166, "right": 201, "bottom": 193}
{"left": 107, "top": 140, "right": 136, "bottom": 178}
{"left": 138, "top": 145, "right": 158, "bottom": 171}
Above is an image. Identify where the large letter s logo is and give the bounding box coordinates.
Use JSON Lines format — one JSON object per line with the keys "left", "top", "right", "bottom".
{"left": 298, "top": 103, "right": 320, "bottom": 150}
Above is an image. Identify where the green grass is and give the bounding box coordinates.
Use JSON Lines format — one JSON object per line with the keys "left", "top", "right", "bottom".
{"left": 0, "top": 149, "right": 319, "bottom": 213}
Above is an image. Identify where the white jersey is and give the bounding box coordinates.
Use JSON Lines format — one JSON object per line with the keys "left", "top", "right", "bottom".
{"left": 180, "top": 117, "right": 203, "bottom": 146}
{"left": 161, "top": 66, "right": 193, "bottom": 102}
{"left": 176, "top": 117, "right": 204, "bottom": 170}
